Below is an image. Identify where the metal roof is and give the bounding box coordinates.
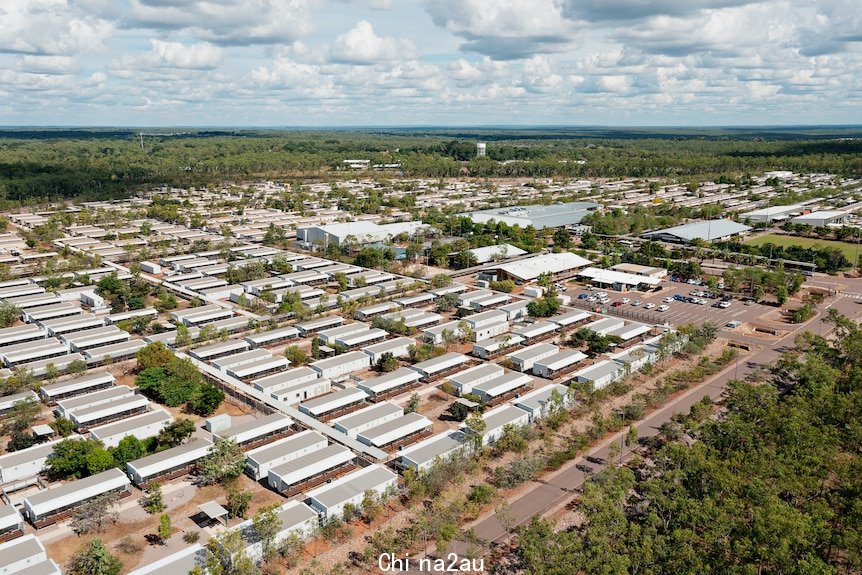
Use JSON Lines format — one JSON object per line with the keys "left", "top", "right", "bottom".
{"left": 305, "top": 464, "right": 397, "bottom": 509}
{"left": 495, "top": 252, "right": 592, "bottom": 281}
{"left": 641, "top": 219, "right": 751, "bottom": 242}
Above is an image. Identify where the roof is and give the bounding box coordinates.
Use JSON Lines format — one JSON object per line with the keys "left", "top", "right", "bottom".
{"left": 199, "top": 501, "right": 228, "bottom": 520}
{"left": 575, "top": 359, "right": 626, "bottom": 381}
{"left": 464, "top": 244, "right": 528, "bottom": 264}
{"left": 330, "top": 401, "right": 402, "bottom": 431}
{"left": 89, "top": 409, "right": 172, "bottom": 439}
{"left": 246, "top": 430, "right": 327, "bottom": 466}
{"left": 357, "top": 413, "right": 432, "bottom": 446}
{"left": 126, "top": 545, "right": 203, "bottom": 575}
{"left": 399, "top": 431, "right": 466, "bottom": 467}
{"left": 0, "top": 535, "right": 44, "bottom": 570}
{"left": 792, "top": 210, "right": 847, "bottom": 221}
{"left": 462, "top": 202, "right": 601, "bottom": 230}
{"left": 269, "top": 444, "right": 354, "bottom": 484}
{"left": 578, "top": 267, "right": 662, "bottom": 286}
{"left": 495, "top": 252, "right": 592, "bottom": 281}
{"left": 300, "top": 221, "right": 429, "bottom": 242}
{"left": 305, "top": 464, "right": 397, "bottom": 509}
{"left": 215, "top": 413, "right": 293, "bottom": 442}
{"left": 24, "top": 468, "right": 129, "bottom": 516}
{"left": 127, "top": 437, "right": 213, "bottom": 477}
{"left": 641, "top": 219, "right": 751, "bottom": 242}
{"left": 741, "top": 203, "right": 806, "bottom": 217}
{"left": 515, "top": 383, "right": 571, "bottom": 411}
{"left": 507, "top": 342, "right": 558, "bottom": 361}
{"left": 411, "top": 352, "right": 468, "bottom": 375}
{"left": 481, "top": 404, "right": 530, "bottom": 431}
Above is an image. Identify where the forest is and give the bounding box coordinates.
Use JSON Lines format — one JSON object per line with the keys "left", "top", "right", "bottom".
{"left": 509, "top": 309, "right": 862, "bottom": 575}
{"left": 0, "top": 127, "right": 860, "bottom": 207}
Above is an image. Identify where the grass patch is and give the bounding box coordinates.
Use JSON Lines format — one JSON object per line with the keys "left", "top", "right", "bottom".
{"left": 744, "top": 233, "right": 861, "bottom": 262}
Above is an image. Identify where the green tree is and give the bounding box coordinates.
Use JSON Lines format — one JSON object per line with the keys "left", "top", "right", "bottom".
{"left": 156, "top": 418, "right": 195, "bottom": 448}
{"left": 0, "top": 301, "right": 21, "bottom": 328}
{"left": 405, "top": 393, "right": 421, "bottom": 413}
{"left": 376, "top": 352, "right": 399, "bottom": 372}
{"left": 285, "top": 345, "right": 308, "bottom": 366}
{"left": 68, "top": 538, "right": 122, "bottom": 575}
{"left": 142, "top": 482, "right": 165, "bottom": 514}
{"left": 198, "top": 438, "right": 245, "bottom": 485}
{"left": 252, "top": 504, "right": 282, "bottom": 561}
{"left": 47, "top": 438, "right": 103, "bottom": 479}
{"left": 86, "top": 448, "right": 115, "bottom": 475}
{"left": 187, "top": 383, "right": 224, "bottom": 416}
{"left": 157, "top": 514, "right": 172, "bottom": 544}
{"left": 225, "top": 486, "right": 252, "bottom": 519}
{"left": 112, "top": 435, "right": 145, "bottom": 467}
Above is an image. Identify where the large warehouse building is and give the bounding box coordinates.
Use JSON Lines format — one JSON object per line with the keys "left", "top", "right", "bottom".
{"left": 489, "top": 252, "right": 592, "bottom": 283}
{"left": 297, "top": 221, "right": 431, "bottom": 247}
{"left": 461, "top": 202, "right": 601, "bottom": 230}
{"left": 641, "top": 220, "right": 751, "bottom": 243}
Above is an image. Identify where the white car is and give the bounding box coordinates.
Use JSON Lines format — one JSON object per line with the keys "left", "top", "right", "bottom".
{"left": 587, "top": 295, "right": 598, "bottom": 302}
{"left": 596, "top": 291, "right": 608, "bottom": 298}
{"left": 631, "top": 300, "right": 643, "bottom": 306}
{"left": 644, "top": 302, "right": 656, "bottom": 309}
{"left": 620, "top": 298, "right": 631, "bottom": 304}
{"left": 663, "top": 296, "right": 674, "bottom": 303}
{"left": 657, "top": 304, "right": 670, "bottom": 312}
{"left": 717, "top": 301, "right": 731, "bottom": 309}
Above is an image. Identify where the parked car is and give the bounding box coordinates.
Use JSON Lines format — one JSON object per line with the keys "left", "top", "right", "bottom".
{"left": 611, "top": 301, "right": 623, "bottom": 307}
{"left": 578, "top": 294, "right": 589, "bottom": 300}
{"left": 620, "top": 298, "right": 631, "bottom": 304}
{"left": 631, "top": 300, "right": 643, "bottom": 306}
{"left": 644, "top": 302, "right": 656, "bottom": 309}
{"left": 663, "top": 296, "right": 675, "bottom": 303}
{"left": 587, "top": 295, "right": 598, "bottom": 302}
{"left": 716, "top": 301, "right": 731, "bottom": 309}
{"left": 744, "top": 299, "right": 755, "bottom": 306}
{"left": 657, "top": 304, "right": 670, "bottom": 312}
{"left": 726, "top": 320, "right": 742, "bottom": 328}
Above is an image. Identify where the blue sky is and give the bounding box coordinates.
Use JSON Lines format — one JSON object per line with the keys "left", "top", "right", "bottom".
{"left": 0, "top": 0, "right": 860, "bottom": 126}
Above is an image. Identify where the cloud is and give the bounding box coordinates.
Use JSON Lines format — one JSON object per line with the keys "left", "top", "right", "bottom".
{"left": 149, "top": 40, "right": 223, "bottom": 69}
{"left": 561, "top": 0, "right": 762, "bottom": 22}
{"left": 426, "top": 0, "right": 575, "bottom": 59}
{"left": 0, "top": 0, "right": 112, "bottom": 56}
{"left": 127, "top": 0, "right": 315, "bottom": 45}
{"left": 329, "top": 20, "right": 415, "bottom": 64}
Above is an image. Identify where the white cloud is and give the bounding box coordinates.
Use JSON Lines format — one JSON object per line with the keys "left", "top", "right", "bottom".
{"left": 128, "top": 0, "right": 315, "bottom": 45}
{"left": 329, "top": 20, "right": 415, "bottom": 64}
{"left": 0, "top": 0, "right": 112, "bottom": 56}
{"left": 426, "top": 0, "right": 576, "bottom": 59}
{"left": 150, "top": 40, "right": 223, "bottom": 69}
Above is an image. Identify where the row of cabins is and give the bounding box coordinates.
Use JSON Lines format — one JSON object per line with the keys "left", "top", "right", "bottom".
{"left": 127, "top": 465, "right": 400, "bottom": 575}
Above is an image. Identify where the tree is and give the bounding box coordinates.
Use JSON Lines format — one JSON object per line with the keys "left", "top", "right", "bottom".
{"left": 225, "top": 486, "right": 252, "bottom": 519}
{"left": 157, "top": 514, "right": 172, "bottom": 544}
{"left": 156, "top": 418, "right": 195, "bottom": 448}
{"left": 489, "top": 279, "right": 515, "bottom": 293}
{"left": 553, "top": 227, "right": 572, "bottom": 249}
{"left": 430, "top": 274, "right": 452, "bottom": 288}
{"left": 198, "top": 438, "right": 245, "bottom": 485}
{"left": 0, "top": 301, "right": 21, "bottom": 328}
{"left": 136, "top": 342, "right": 175, "bottom": 371}
{"left": 376, "top": 352, "right": 399, "bottom": 373}
{"left": 68, "top": 538, "right": 122, "bottom": 575}
{"left": 50, "top": 417, "right": 75, "bottom": 437}
{"left": 47, "top": 438, "right": 103, "bottom": 479}
{"left": 252, "top": 504, "right": 282, "bottom": 561}
{"left": 360, "top": 490, "right": 383, "bottom": 523}
{"left": 188, "top": 383, "right": 225, "bottom": 416}
{"left": 285, "top": 345, "right": 308, "bottom": 366}
{"left": 464, "top": 412, "right": 487, "bottom": 452}
{"left": 311, "top": 337, "right": 320, "bottom": 359}
{"left": 446, "top": 401, "right": 470, "bottom": 422}
{"left": 70, "top": 492, "right": 119, "bottom": 535}
{"left": 112, "top": 435, "right": 145, "bottom": 467}
{"left": 86, "top": 448, "right": 115, "bottom": 475}
{"left": 67, "top": 358, "right": 88, "bottom": 375}
{"left": 776, "top": 285, "right": 789, "bottom": 306}
{"left": 405, "top": 393, "right": 421, "bottom": 414}
{"left": 142, "top": 482, "right": 165, "bottom": 514}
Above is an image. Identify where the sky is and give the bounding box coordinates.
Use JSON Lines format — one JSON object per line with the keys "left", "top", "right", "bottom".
{"left": 0, "top": 0, "right": 860, "bottom": 127}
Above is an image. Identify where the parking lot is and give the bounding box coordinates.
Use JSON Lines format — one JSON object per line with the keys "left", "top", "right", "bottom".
{"left": 563, "top": 280, "right": 776, "bottom": 330}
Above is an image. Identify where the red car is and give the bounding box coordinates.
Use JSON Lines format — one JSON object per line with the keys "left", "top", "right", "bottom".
{"left": 611, "top": 301, "right": 623, "bottom": 307}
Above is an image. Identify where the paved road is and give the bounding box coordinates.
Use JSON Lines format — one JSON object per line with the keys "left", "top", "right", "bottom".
{"left": 400, "top": 278, "right": 862, "bottom": 573}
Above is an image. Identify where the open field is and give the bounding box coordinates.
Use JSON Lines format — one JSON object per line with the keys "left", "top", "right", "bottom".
{"left": 744, "top": 233, "right": 861, "bottom": 262}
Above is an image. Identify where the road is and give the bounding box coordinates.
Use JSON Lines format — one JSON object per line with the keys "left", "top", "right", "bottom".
{"left": 401, "top": 276, "right": 862, "bottom": 573}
